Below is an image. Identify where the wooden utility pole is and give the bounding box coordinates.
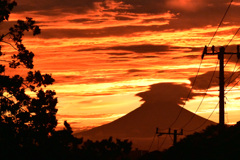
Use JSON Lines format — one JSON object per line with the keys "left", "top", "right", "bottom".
{"left": 202, "top": 45, "right": 240, "bottom": 128}
{"left": 156, "top": 128, "right": 183, "bottom": 146}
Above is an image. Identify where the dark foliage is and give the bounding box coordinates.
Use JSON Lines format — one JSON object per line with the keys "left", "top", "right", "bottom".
{"left": 0, "top": 0, "right": 16, "bottom": 22}
{"left": 0, "top": 1, "right": 82, "bottom": 159}
{"left": 162, "top": 123, "right": 240, "bottom": 160}
{"left": 0, "top": 0, "right": 57, "bottom": 144}
{"left": 80, "top": 137, "right": 132, "bottom": 160}
{"left": 139, "top": 150, "right": 163, "bottom": 160}
{"left": 0, "top": 0, "right": 82, "bottom": 159}
{"left": 0, "top": 1, "right": 132, "bottom": 159}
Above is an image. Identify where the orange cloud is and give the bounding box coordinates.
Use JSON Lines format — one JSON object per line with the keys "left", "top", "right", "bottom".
{"left": 166, "top": 0, "right": 205, "bottom": 11}
{"left": 5, "top": 0, "right": 240, "bottom": 133}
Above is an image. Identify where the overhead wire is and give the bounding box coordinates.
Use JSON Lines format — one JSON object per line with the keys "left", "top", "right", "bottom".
{"left": 225, "top": 100, "right": 230, "bottom": 123}
{"left": 224, "top": 44, "right": 240, "bottom": 93}
{"left": 208, "top": 0, "right": 234, "bottom": 47}
{"left": 185, "top": 102, "right": 219, "bottom": 133}
{"left": 182, "top": 63, "right": 240, "bottom": 132}
{"left": 148, "top": 133, "right": 156, "bottom": 152}
{"left": 225, "top": 68, "right": 240, "bottom": 88}
{"left": 168, "top": 59, "right": 203, "bottom": 128}
{"left": 186, "top": 53, "right": 239, "bottom": 132}
{"left": 224, "top": 27, "right": 240, "bottom": 67}
{"left": 168, "top": 134, "right": 173, "bottom": 143}
{"left": 152, "top": 0, "right": 235, "bottom": 139}
{"left": 225, "top": 59, "right": 239, "bottom": 88}
{"left": 149, "top": 133, "right": 169, "bottom": 151}
{"left": 226, "top": 27, "right": 240, "bottom": 49}
{"left": 148, "top": 127, "right": 171, "bottom": 151}
{"left": 223, "top": 23, "right": 240, "bottom": 126}
{"left": 224, "top": 62, "right": 239, "bottom": 125}
{"left": 181, "top": 61, "right": 219, "bottom": 129}
{"left": 224, "top": 79, "right": 240, "bottom": 124}
{"left": 181, "top": 0, "right": 235, "bottom": 132}
{"left": 225, "top": 76, "right": 240, "bottom": 95}
{"left": 159, "top": 135, "right": 168, "bottom": 150}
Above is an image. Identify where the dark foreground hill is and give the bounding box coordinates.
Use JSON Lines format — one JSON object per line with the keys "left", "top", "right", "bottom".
{"left": 76, "top": 83, "right": 216, "bottom": 151}
{"left": 159, "top": 123, "right": 240, "bottom": 160}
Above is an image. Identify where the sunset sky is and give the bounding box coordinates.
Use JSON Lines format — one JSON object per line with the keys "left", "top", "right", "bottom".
{"left": 2, "top": 0, "right": 240, "bottom": 131}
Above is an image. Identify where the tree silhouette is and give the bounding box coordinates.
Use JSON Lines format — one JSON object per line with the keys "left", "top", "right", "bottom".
{"left": 1, "top": 0, "right": 55, "bottom": 134}
{"left": 0, "top": 1, "right": 79, "bottom": 158}
{"left": 80, "top": 137, "right": 132, "bottom": 160}
{"left": 0, "top": 1, "right": 133, "bottom": 159}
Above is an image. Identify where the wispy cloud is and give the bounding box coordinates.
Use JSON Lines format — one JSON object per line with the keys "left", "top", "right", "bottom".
{"left": 6, "top": 0, "right": 240, "bottom": 131}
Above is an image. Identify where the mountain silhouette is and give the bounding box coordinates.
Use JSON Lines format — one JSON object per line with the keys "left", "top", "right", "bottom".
{"left": 76, "top": 83, "right": 216, "bottom": 150}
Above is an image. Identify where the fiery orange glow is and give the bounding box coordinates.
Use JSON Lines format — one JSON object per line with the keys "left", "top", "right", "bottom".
{"left": 3, "top": 0, "right": 240, "bottom": 132}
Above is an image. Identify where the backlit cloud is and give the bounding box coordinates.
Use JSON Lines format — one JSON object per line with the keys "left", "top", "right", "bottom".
{"left": 4, "top": 0, "right": 240, "bottom": 132}
{"left": 15, "top": 0, "right": 105, "bottom": 14}
{"left": 189, "top": 71, "right": 240, "bottom": 90}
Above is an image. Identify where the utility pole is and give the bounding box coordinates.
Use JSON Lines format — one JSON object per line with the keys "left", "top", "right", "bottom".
{"left": 202, "top": 45, "right": 240, "bottom": 128}
{"left": 156, "top": 128, "right": 183, "bottom": 146}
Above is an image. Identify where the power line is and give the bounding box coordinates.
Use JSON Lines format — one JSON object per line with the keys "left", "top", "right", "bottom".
{"left": 225, "top": 101, "right": 230, "bottom": 123}
{"left": 224, "top": 71, "right": 240, "bottom": 123}
{"left": 225, "top": 68, "right": 240, "bottom": 90}
{"left": 224, "top": 64, "right": 239, "bottom": 122}
{"left": 148, "top": 133, "right": 156, "bottom": 152}
{"left": 202, "top": 47, "right": 240, "bottom": 127}
{"left": 213, "top": 56, "right": 240, "bottom": 126}
{"left": 183, "top": 0, "right": 234, "bottom": 131}
{"left": 155, "top": 0, "right": 234, "bottom": 134}
{"left": 149, "top": 133, "right": 168, "bottom": 151}
{"left": 185, "top": 102, "right": 219, "bottom": 133}
{"left": 208, "top": 0, "right": 234, "bottom": 47}
{"left": 168, "top": 134, "right": 173, "bottom": 142}
{"left": 181, "top": 61, "right": 219, "bottom": 129}
{"left": 224, "top": 27, "right": 240, "bottom": 67}
{"left": 226, "top": 28, "right": 240, "bottom": 48}
{"left": 225, "top": 59, "right": 239, "bottom": 87}
{"left": 159, "top": 135, "right": 168, "bottom": 150}
{"left": 168, "top": 59, "right": 203, "bottom": 128}
{"left": 225, "top": 75, "right": 240, "bottom": 95}
{"left": 169, "top": 0, "right": 234, "bottom": 129}
{"left": 225, "top": 55, "right": 234, "bottom": 68}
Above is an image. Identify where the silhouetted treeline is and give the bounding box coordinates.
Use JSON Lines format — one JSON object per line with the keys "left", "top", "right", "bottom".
{"left": 0, "top": 1, "right": 133, "bottom": 159}
{"left": 0, "top": 122, "right": 132, "bottom": 159}
{"left": 162, "top": 123, "right": 240, "bottom": 160}
{"left": 79, "top": 137, "right": 132, "bottom": 160}
{"left": 141, "top": 123, "right": 240, "bottom": 160}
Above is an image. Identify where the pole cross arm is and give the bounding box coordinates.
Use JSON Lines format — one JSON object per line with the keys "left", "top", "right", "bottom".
{"left": 156, "top": 128, "right": 183, "bottom": 136}
{"left": 201, "top": 45, "right": 240, "bottom": 59}
{"left": 201, "top": 45, "right": 240, "bottom": 128}
{"left": 156, "top": 128, "right": 183, "bottom": 146}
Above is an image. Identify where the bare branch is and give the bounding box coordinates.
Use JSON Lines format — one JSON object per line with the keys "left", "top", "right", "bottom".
{"left": 0, "top": 59, "right": 11, "bottom": 63}
{"left": 0, "top": 40, "right": 17, "bottom": 50}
